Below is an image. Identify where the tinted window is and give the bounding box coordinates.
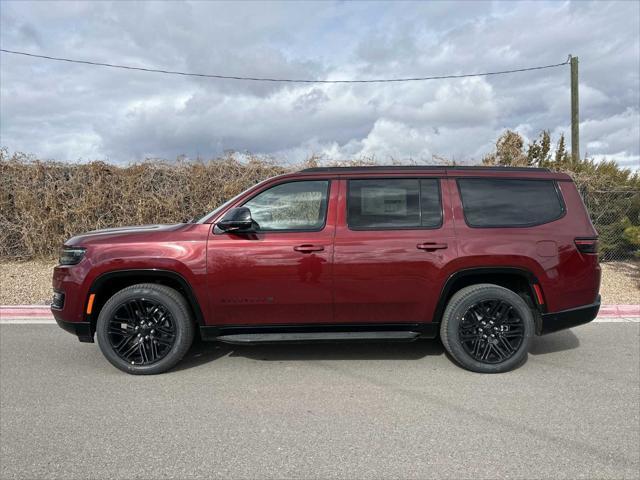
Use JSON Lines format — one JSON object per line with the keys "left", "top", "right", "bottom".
{"left": 348, "top": 179, "right": 442, "bottom": 229}
{"left": 243, "top": 180, "right": 329, "bottom": 231}
{"left": 420, "top": 179, "right": 442, "bottom": 227}
{"left": 458, "top": 178, "right": 564, "bottom": 227}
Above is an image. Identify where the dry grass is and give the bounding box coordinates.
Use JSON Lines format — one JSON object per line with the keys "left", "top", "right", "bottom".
{"left": 0, "top": 149, "right": 432, "bottom": 259}
{"left": 0, "top": 150, "right": 289, "bottom": 258}
{"left": 1, "top": 149, "right": 638, "bottom": 305}
{"left": 3, "top": 149, "right": 637, "bottom": 260}
{"left": 1, "top": 259, "right": 637, "bottom": 306}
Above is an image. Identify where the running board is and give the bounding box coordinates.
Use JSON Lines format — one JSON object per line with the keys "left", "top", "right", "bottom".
{"left": 215, "top": 331, "right": 421, "bottom": 344}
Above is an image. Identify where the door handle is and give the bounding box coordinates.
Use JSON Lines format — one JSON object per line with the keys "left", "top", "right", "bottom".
{"left": 294, "top": 244, "right": 325, "bottom": 253}
{"left": 417, "top": 242, "right": 448, "bottom": 251}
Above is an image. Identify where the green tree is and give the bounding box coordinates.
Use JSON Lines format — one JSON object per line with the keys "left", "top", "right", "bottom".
{"left": 553, "top": 134, "right": 570, "bottom": 167}
{"left": 527, "top": 130, "right": 552, "bottom": 167}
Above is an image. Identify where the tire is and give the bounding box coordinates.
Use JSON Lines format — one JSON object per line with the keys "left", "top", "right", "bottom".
{"left": 440, "top": 284, "right": 534, "bottom": 373}
{"left": 96, "top": 283, "right": 195, "bottom": 375}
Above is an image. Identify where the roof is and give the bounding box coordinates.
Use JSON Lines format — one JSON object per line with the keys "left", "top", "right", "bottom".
{"left": 289, "top": 165, "right": 571, "bottom": 181}
{"left": 300, "top": 166, "right": 551, "bottom": 173}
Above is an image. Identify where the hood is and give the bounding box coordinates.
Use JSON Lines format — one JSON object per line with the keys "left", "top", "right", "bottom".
{"left": 65, "top": 224, "right": 191, "bottom": 246}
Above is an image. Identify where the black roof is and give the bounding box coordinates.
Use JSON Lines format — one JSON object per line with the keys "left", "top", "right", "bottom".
{"left": 300, "top": 165, "right": 551, "bottom": 173}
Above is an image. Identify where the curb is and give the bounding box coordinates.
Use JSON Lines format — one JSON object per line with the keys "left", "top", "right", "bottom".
{"left": 1, "top": 304, "right": 639, "bottom": 320}
{"left": 597, "top": 305, "right": 640, "bottom": 317}
{"left": 1, "top": 306, "right": 53, "bottom": 319}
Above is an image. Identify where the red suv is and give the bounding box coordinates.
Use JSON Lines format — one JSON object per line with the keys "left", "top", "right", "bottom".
{"left": 52, "top": 166, "right": 601, "bottom": 374}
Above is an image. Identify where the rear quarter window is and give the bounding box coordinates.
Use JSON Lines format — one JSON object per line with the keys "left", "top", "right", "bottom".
{"left": 457, "top": 178, "right": 565, "bottom": 227}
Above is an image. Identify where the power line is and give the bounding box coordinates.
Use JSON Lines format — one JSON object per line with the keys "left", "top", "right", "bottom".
{"left": 0, "top": 48, "right": 571, "bottom": 83}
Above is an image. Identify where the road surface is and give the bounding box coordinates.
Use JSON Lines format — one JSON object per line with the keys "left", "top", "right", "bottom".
{"left": 1, "top": 322, "right": 639, "bottom": 479}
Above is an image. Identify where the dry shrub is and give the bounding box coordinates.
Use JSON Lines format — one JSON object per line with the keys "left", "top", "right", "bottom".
{"left": 0, "top": 149, "right": 289, "bottom": 258}
{"left": 1, "top": 148, "right": 449, "bottom": 259}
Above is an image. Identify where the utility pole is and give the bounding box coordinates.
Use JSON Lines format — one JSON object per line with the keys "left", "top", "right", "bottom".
{"left": 571, "top": 55, "right": 579, "bottom": 162}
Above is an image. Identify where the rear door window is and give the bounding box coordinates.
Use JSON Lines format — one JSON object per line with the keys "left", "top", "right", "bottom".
{"left": 347, "top": 179, "right": 442, "bottom": 229}
{"left": 457, "top": 178, "right": 564, "bottom": 227}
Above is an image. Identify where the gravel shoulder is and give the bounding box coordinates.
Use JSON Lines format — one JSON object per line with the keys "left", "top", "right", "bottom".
{"left": 600, "top": 261, "right": 640, "bottom": 304}
{"left": 0, "top": 259, "right": 57, "bottom": 305}
{"left": 1, "top": 258, "right": 638, "bottom": 305}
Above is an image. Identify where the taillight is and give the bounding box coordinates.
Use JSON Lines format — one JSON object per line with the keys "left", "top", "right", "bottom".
{"left": 575, "top": 237, "right": 598, "bottom": 254}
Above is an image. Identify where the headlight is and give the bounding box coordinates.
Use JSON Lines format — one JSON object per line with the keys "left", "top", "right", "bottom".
{"left": 59, "top": 247, "right": 86, "bottom": 265}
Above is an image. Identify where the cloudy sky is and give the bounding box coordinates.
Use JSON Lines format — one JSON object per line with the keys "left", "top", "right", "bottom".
{"left": 1, "top": 0, "right": 638, "bottom": 167}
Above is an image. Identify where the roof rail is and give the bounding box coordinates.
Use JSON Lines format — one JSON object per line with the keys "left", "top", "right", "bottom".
{"left": 299, "top": 165, "right": 551, "bottom": 173}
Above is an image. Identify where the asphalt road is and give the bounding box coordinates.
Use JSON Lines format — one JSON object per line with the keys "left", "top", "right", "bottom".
{"left": 1, "top": 323, "right": 639, "bottom": 480}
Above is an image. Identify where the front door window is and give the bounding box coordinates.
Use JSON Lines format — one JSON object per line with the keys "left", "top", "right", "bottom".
{"left": 243, "top": 180, "right": 329, "bottom": 232}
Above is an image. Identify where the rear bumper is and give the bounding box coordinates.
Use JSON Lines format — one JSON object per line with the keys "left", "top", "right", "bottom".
{"left": 539, "top": 295, "right": 601, "bottom": 335}
{"left": 52, "top": 310, "right": 94, "bottom": 343}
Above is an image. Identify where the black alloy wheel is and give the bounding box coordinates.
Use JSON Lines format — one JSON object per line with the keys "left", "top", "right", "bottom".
{"left": 96, "top": 283, "right": 194, "bottom": 375}
{"left": 457, "top": 299, "right": 525, "bottom": 364}
{"left": 108, "top": 298, "right": 177, "bottom": 365}
{"left": 440, "top": 283, "right": 534, "bottom": 373}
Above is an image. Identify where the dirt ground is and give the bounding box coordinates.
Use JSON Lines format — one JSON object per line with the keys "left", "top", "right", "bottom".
{"left": 599, "top": 261, "right": 640, "bottom": 304}
{"left": 1, "top": 259, "right": 638, "bottom": 306}
{"left": 0, "top": 259, "right": 58, "bottom": 305}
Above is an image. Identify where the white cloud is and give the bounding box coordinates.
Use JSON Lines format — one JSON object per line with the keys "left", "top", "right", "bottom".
{"left": 0, "top": 0, "right": 638, "bottom": 169}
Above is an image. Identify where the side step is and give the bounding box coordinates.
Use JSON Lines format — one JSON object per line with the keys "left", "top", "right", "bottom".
{"left": 215, "top": 331, "right": 420, "bottom": 345}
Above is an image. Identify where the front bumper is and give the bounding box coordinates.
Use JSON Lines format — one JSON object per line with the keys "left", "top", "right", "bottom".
{"left": 539, "top": 295, "right": 601, "bottom": 335}
{"left": 52, "top": 310, "right": 94, "bottom": 343}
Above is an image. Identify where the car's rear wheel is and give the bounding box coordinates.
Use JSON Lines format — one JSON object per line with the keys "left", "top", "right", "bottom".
{"left": 440, "top": 284, "right": 534, "bottom": 373}
{"left": 96, "top": 283, "right": 194, "bottom": 375}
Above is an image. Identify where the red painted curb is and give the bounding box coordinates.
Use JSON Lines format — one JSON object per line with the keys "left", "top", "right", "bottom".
{"left": 0, "top": 307, "right": 53, "bottom": 318}
{"left": 1, "top": 304, "right": 638, "bottom": 320}
{"left": 598, "top": 304, "right": 640, "bottom": 317}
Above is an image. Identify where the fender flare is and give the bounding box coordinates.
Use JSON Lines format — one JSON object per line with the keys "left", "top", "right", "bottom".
{"left": 87, "top": 269, "right": 205, "bottom": 326}
{"left": 432, "top": 266, "right": 544, "bottom": 324}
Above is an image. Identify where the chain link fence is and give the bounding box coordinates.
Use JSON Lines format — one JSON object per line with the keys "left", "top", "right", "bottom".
{"left": 579, "top": 187, "right": 640, "bottom": 262}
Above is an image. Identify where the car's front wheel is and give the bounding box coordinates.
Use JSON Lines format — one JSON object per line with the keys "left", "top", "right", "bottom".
{"left": 440, "top": 284, "right": 534, "bottom": 373}
{"left": 96, "top": 283, "right": 194, "bottom": 375}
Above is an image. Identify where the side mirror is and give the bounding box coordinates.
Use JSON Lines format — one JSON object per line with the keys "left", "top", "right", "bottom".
{"left": 217, "top": 207, "right": 254, "bottom": 233}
